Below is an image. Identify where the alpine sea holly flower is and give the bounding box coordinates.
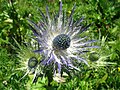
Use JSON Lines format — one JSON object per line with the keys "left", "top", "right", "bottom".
{"left": 15, "top": 41, "right": 42, "bottom": 83}
{"left": 28, "top": 0, "right": 98, "bottom": 77}
{"left": 19, "top": 57, "right": 39, "bottom": 81}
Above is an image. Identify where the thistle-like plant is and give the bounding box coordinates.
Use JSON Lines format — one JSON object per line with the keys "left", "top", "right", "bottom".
{"left": 27, "top": 0, "right": 99, "bottom": 82}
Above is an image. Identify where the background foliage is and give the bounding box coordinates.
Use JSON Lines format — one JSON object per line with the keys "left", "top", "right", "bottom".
{"left": 0, "top": 0, "right": 120, "bottom": 90}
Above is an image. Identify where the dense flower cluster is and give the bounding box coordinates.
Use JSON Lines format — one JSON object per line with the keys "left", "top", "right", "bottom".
{"left": 21, "top": 0, "right": 98, "bottom": 83}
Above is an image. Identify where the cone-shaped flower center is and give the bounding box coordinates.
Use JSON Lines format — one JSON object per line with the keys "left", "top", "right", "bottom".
{"left": 28, "top": 57, "right": 38, "bottom": 68}
{"left": 53, "top": 34, "right": 71, "bottom": 50}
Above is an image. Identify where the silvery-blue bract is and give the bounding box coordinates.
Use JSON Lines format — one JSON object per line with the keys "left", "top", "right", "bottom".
{"left": 28, "top": 1, "right": 98, "bottom": 78}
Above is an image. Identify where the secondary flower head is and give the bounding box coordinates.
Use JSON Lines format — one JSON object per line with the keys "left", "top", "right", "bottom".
{"left": 28, "top": 1, "right": 98, "bottom": 76}
{"left": 15, "top": 40, "right": 42, "bottom": 83}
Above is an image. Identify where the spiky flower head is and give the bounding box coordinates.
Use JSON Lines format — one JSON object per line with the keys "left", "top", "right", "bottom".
{"left": 28, "top": 1, "right": 98, "bottom": 77}
{"left": 15, "top": 39, "right": 42, "bottom": 83}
